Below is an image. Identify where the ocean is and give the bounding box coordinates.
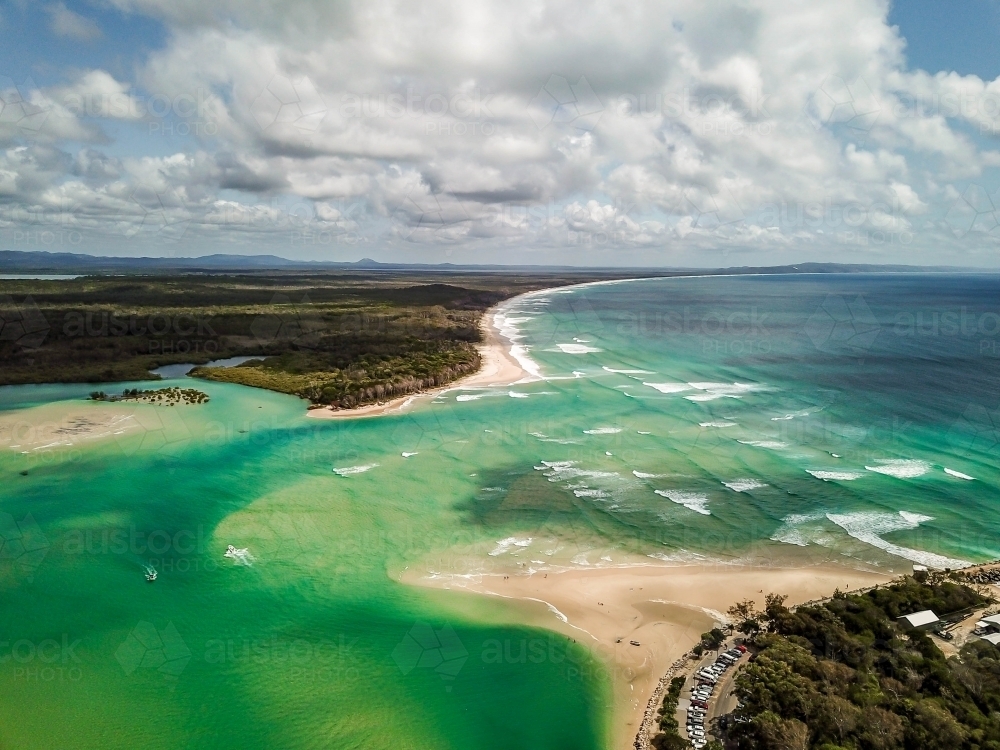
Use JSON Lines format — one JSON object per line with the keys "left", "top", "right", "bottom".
{"left": 1, "top": 273, "right": 999, "bottom": 748}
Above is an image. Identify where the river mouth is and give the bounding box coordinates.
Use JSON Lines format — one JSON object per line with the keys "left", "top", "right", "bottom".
{"left": 149, "top": 356, "right": 259, "bottom": 379}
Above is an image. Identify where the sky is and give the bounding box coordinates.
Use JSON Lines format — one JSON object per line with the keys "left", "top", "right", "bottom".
{"left": 3, "top": 0, "right": 1000, "bottom": 267}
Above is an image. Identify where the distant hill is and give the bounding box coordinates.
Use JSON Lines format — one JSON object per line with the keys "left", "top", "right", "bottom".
{"left": 0, "top": 249, "right": 988, "bottom": 275}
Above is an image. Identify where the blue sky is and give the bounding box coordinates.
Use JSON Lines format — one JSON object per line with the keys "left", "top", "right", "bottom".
{"left": 3, "top": 0, "right": 1000, "bottom": 267}
{"left": 890, "top": 0, "right": 1000, "bottom": 81}
{"left": 1, "top": 2, "right": 165, "bottom": 86}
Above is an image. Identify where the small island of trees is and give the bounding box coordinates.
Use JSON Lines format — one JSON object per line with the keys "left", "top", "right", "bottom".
{"left": 89, "top": 387, "right": 209, "bottom": 405}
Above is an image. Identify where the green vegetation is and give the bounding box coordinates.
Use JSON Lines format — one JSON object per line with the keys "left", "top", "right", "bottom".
{"left": 652, "top": 676, "right": 690, "bottom": 750}
{"left": 0, "top": 271, "right": 617, "bottom": 408}
{"left": 729, "top": 577, "right": 999, "bottom": 750}
{"left": 693, "top": 627, "right": 727, "bottom": 657}
{"left": 90, "top": 387, "right": 209, "bottom": 405}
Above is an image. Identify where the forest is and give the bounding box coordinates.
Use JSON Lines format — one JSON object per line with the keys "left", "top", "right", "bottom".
{"left": 0, "top": 270, "right": 608, "bottom": 408}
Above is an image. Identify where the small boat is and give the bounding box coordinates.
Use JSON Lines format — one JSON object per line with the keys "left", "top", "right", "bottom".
{"left": 145, "top": 567, "right": 157, "bottom": 582}
{"left": 224, "top": 545, "right": 254, "bottom": 564}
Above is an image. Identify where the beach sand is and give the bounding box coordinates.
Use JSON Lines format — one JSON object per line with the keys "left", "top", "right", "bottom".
{"left": 405, "top": 559, "right": 892, "bottom": 750}
{"left": 306, "top": 302, "right": 527, "bottom": 420}
{"left": 0, "top": 401, "right": 143, "bottom": 452}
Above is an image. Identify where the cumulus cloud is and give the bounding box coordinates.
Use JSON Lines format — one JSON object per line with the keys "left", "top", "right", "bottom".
{"left": 4, "top": 0, "right": 1000, "bottom": 264}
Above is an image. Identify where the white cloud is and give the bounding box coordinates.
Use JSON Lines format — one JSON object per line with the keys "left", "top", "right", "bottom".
{"left": 4, "top": 0, "right": 1000, "bottom": 264}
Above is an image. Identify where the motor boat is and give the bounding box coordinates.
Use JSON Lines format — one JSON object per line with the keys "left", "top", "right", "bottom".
{"left": 224, "top": 544, "right": 255, "bottom": 565}
{"left": 145, "top": 567, "right": 157, "bottom": 582}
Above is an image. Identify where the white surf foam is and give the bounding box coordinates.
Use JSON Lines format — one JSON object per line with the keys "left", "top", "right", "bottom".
{"left": 826, "top": 511, "right": 972, "bottom": 568}
{"left": 508, "top": 391, "right": 530, "bottom": 398}
{"left": 723, "top": 479, "right": 767, "bottom": 492}
{"left": 807, "top": 470, "right": 866, "bottom": 481}
{"left": 574, "top": 488, "right": 609, "bottom": 498}
{"left": 771, "top": 409, "right": 814, "bottom": 421}
{"left": 401, "top": 452, "right": 418, "bottom": 458}
{"left": 489, "top": 536, "right": 533, "bottom": 556}
{"left": 583, "top": 427, "right": 622, "bottom": 435}
{"left": 604, "top": 366, "right": 654, "bottom": 374}
{"left": 689, "top": 381, "right": 769, "bottom": 395}
{"left": 700, "top": 421, "right": 737, "bottom": 428}
{"left": 333, "top": 464, "right": 379, "bottom": 476}
{"left": 944, "top": 468, "right": 975, "bottom": 480}
{"left": 493, "top": 307, "right": 544, "bottom": 379}
{"left": 456, "top": 394, "right": 486, "bottom": 402}
{"left": 534, "top": 461, "right": 619, "bottom": 481}
{"left": 738, "top": 440, "right": 787, "bottom": 449}
{"left": 654, "top": 490, "right": 711, "bottom": 515}
{"left": 633, "top": 470, "right": 664, "bottom": 479}
{"left": 642, "top": 382, "right": 691, "bottom": 393}
{"left": 555, "top": 343, "right": 602, "bottom": 354}
{"left": 528, "top": 432, "right": 579, "bottom": 445}
{"left": 770, "top": 513, "right": 829, "bottom": 547}
{"left": 682, "top": 382, "right": 771, "bottom": 401}
{"left": 864, "top": 459, "right": 931, "bottom": 479}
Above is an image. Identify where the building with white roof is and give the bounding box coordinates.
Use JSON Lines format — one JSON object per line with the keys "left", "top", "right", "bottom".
{"left": 976, "top": 614, "right": 1000, "bottom": 633}
{"left": 897, "top": 610, "right": 940, "bottom": 630}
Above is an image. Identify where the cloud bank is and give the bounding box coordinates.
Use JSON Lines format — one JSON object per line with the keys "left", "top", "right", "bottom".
{"left": 4, "top": 0, "right": 1000, "bottom": 265}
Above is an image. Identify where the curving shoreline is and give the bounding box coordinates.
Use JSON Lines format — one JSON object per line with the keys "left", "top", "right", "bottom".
{"left": 405, "top": 560, "right": 891, "bottom": 749}
{"left": 305, "top": 297, "right": 531, "bottom": 420}
{"left": 382, "top": 281, "right": 898, "bottom": 749}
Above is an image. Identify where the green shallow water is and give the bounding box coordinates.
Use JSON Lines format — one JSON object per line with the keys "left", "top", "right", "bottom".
{"left": 2, "top": 273, "right": 1000, "bottom": 748}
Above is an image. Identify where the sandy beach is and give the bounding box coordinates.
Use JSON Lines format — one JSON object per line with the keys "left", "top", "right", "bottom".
{"left": 0, "top": 401, "right": 143, "bottom": 452}
{"left": 306, "top": 301, "right": 528, "bottom": 420}
{"left": 405, "top": 558, "right": 892, "bottom": 750}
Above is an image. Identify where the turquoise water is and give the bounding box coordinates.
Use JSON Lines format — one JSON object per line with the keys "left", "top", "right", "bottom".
{"left": 2, "top": 274, "right": 999, "bottom": 748}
